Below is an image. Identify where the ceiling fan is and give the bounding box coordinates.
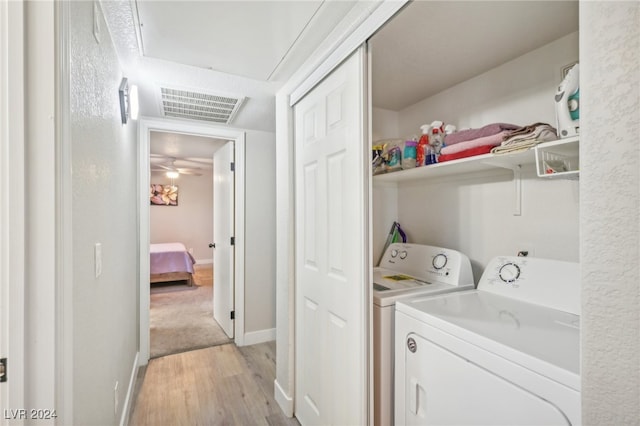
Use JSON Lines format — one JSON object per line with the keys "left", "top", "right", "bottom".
{"left": 150, "top": 154, "right": 212, "bottom": 177}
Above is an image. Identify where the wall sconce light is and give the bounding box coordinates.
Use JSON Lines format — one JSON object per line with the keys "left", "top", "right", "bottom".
{"left": 119, "top": 77, "right": 139, "bottom": 124}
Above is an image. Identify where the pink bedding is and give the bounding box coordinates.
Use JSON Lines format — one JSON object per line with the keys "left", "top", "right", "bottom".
{"left": 150, "top": 243, "right": 196, "bottom": 275}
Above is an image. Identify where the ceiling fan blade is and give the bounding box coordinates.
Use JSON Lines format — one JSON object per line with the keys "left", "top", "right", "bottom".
{"left": 179, "top": 157, "right": 214, "bottom": 166}
{"left": 150, "top": 157, "right": 170, "bottom": 164}
{"left": 179, "top": 171, "right": 202, "bottom": 176}
{"left": 155, "top": 164, "right": 174, "bottom": 171}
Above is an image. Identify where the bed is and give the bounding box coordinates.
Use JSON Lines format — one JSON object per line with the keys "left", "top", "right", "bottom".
{"left": 150, "top": 242, "right": 196, "bottom": 286}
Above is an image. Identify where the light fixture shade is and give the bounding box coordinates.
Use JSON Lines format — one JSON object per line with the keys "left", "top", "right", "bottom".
{"left": 119, "top": 77, "right": 129, "bottom": 124}
{"left": 118, "top": 78, "right": 139, "bottom": 124}
{"left": 166, "top": 171, "right": 179, "bottom": 179}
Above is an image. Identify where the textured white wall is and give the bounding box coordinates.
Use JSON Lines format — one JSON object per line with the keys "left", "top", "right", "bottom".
{"left": 397, "top": 32, "right": 579, "bottom": 138}
{"left": 397, "top": 170, "right": 579, "bottom": 282}
{"left": 70, "top": 2, "right": 138, "bottom": 424}
{"left": 372, "top": 107, "right": 400, "bottom": 141}
{"left": 581, "top": 2, "right": 640, "bottom": 423}
{"left": 244, "top": 130, "right": 277, "bottom": 333}
{"left": 150, "top": 171, "right": 214, "bottom": 262}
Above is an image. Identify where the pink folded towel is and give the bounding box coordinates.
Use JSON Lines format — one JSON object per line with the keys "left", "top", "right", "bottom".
{"left": 444, "top": 123, "right": 520, "bottom": 146}
{"left": 440, "top": 131, "right": 509, "bottom": 156}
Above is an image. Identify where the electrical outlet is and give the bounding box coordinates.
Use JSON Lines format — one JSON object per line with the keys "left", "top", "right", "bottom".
{"left": 95, "top": 243, "right": 102, "bottom": 278}
{"left": 517, "top": 245, "right": 535, "bottom": 257}
{"left": 114, "top": 381, "right": 119, "bottom": 415}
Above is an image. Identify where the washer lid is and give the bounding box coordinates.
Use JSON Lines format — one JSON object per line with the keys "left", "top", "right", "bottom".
{"left": 374, "top": 268, "right": 426, "bottom": 291}
{"left": 373, "top": 268, "right": 473, "bottom": 307}
{"left": 397, "top": 290, "right": 580, "bottom": 390}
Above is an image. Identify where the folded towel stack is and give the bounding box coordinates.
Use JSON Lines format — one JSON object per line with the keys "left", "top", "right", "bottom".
{"left": 444, "top": 123, "right": 520, "bottom": 146}
{"left": 439, "top": 128, "right": 514, "bottom": 163}
{"left": 437, "top": 145, "right": 496, "bottom": 162}
{"left": 438, "top": 122, "right": 558, "bottom": 162}
{"left": 491, "top": 123, "right": 558, "bottom": 155}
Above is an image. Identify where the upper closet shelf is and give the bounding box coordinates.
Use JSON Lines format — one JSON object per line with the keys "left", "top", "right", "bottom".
{"left": 373, "top": 136, "right": 579, "bottom": 184}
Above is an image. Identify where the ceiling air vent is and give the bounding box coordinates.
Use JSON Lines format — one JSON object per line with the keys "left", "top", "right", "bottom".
{"left": 160, "top": 87, "right": 245, "bottom": 124}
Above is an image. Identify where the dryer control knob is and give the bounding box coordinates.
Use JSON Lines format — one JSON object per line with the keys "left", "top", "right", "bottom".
{"left": 399, "top": 251, "right": 408, "bottom": 259}
{"left": 432, "top": 253, "right": 447, "bottom": 269}
{"left": 391, "top": 249, "right": 398, "bottom": 258}
{"left": 499, "top": 263, "right": 521, "bottom": 283}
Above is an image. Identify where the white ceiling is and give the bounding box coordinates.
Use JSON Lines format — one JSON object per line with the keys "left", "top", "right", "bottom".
{"left": 138, "top": 1, "right": 321, "bottom": 81}
{"left": 103, "top": 1, "right": 579, "bottom": 134}
{"left": 150, "top": 131, "right": 229, "bottom": 172}
{"left": 102, "top": 0, "right": 358, "bottom": 133}
{"left": 370, "top": 1, "right": 579, "bottom": 111}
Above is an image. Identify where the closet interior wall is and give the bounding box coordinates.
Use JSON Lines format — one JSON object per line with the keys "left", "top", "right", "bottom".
{"left": 372, "top": 32, "right": 579, "bottom": 281}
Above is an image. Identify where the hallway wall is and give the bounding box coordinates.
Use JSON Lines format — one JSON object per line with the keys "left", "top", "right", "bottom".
{"left": 244, "top": 132, "right": 277, "bottom": 336}
{"left": 70, "top": 2, "right": 139, "bottom": 424}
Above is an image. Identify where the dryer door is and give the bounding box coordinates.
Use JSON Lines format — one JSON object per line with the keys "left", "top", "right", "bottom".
{"left": 403, "top": 333, "right": 571, "bottom": 425}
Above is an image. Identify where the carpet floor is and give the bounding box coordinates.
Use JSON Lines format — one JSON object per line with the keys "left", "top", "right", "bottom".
{"left": 150, "top": 265, "right": 231, "bottom": 358}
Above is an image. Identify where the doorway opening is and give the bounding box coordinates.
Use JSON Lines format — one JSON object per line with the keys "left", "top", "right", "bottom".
{"left": 148, "top": 130, "right": 230, "bottom": 358}
{"left": 138, "top": 118, "right": 247, "bottom": 364}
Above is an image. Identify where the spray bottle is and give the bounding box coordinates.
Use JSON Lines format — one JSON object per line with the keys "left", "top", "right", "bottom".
{"left": 429, "top": 121, "right": 445, "bottom": 155}
{"left": 417, "top": 124, "right": 430, "bottom": 167}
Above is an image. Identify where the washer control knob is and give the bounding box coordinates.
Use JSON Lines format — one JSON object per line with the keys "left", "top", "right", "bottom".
{"left": 432, "top": 253, "right": 447, "bottom": 270}
{"left": 499, "top": 263, "right": 521, "bottom": 283}
{"left": 391, "top": 249, "right": 398, "bottom": 258}
{"left": 399, "top": 251, "right": 408, "bottom": 260}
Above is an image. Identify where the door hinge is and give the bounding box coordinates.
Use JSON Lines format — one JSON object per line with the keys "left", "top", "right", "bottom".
{"left": 230, "top": 236, "right": 235, "bottom": 246}
{"left": 230, "top": 311, "right": 235, "bottom": 320}
{"left": 0, "top": 358, "right": 6, "bottom": 383}
{"left": 230, "top": 162, "right": 235, "bottom": 172}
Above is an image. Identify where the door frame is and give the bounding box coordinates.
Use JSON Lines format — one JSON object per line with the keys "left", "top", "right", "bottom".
{"left": 138, "top": 117, "right": 246, "bottom": 364}
{"left": 0, "top": 0, "right": 26, "bottom": 421}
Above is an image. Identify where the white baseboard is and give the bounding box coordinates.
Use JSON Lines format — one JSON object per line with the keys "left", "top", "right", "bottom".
{"left": 240, "top": 328, "right": 276, "bottom": 346}
{"left": 120, "top": 351, "right": 139, "bottom": 426}
{"left": 194, "top": 258, "right": 213, "bottom": 266}
{"left": 274, "top": 378, "right": 294, "bottom": 417}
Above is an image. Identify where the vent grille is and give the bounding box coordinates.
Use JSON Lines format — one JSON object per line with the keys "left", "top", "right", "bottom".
{"left": 160, "top": 87, "right": 244, "bottom": 124}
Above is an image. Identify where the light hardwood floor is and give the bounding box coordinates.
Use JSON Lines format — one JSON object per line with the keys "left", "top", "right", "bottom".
{"left": 130, "top": 341, "right": 299, "bottom": 426}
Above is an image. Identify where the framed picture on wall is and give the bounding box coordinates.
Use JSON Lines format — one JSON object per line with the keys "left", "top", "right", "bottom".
{"left": 150, "top": 184, "right": 178, "bottom": 206}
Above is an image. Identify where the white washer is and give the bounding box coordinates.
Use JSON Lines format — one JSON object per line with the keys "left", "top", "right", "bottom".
{"left": 395, "top": 256, "right": 580, "bottom": 425}
{"left": 374, "top": 243, "right": 474, "bottom": 426}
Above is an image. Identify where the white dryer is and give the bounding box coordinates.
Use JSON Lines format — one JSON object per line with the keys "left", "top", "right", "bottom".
{"left": 395, "top": 256, "right": 580, "bottom": 425}
{"left": 374, "top": 243, "right": 474, "bottom": 426}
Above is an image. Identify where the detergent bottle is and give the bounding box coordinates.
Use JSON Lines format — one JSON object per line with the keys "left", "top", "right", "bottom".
{"left": 416, "top": 124, "right": 430, "bottom": 167}
{"left": 402, "top": 139, "right": 418, "bottom": 169}
{"left": 384, "top": 141, "right": 403, "bottom": 172}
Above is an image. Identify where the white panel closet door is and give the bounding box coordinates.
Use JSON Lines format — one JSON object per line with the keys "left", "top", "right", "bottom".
{"left": 294, "top": 47, "right": 368, "bottom": 426}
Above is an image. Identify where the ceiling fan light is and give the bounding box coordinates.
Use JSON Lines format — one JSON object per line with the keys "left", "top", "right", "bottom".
{"left": 166, "top": 171, "right": 179, "bottom": 179}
